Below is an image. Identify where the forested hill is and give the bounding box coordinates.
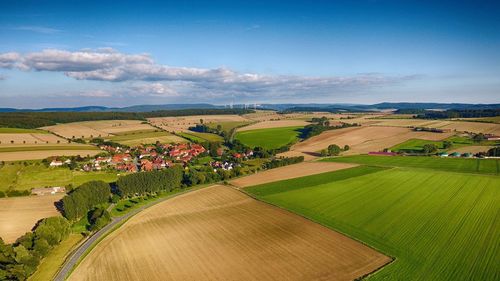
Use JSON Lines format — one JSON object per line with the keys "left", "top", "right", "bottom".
{"left": 0, "top": 109, "right": 254, "bottom": 129}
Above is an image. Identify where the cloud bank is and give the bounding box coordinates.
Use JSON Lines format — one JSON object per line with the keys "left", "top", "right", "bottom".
{"left": 0, "top": 48, "right": 416, "bottom": 101}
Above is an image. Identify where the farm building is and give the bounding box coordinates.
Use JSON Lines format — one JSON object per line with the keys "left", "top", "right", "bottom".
{"left": 31, "top": 186, "right": 66, "bottom": 196}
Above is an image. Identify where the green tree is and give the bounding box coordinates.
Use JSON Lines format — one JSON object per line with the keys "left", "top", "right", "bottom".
{"left": 422, "top": 144, "right": 438, "bottom": 154}
{"left": 327, "top": 144, "right": 341, "bottom": 156}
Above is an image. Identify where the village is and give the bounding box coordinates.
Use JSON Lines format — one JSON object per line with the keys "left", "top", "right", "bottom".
{"left": 47, "top": 141, "right": 255, "bottom": 175}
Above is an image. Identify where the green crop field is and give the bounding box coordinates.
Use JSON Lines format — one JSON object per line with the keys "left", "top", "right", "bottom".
{"left": 207, "top": 121, "right": 252, "bottom": 132}
{"left": 178, "top": 131, "right": 224, "bottom": 142}
{"left": 0, "top": 128, "right": 50, "bottom": 134}
{"left": 246, "top": 166, "right": 500, "bottom": 280}
{"left": 0, "top": 163, "right": 118, "bottom": 192}
{"left": 390, "top": 136, "right": 498, "bottom": 153}
{"left": 324, "top": 155, "right": 500, "bottom": 175}
{"left": 234, "top": 126, "right": 303, "bottom": 149}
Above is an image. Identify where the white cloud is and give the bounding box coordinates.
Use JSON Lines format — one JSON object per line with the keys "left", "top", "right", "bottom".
{"left": 11, "top": 26, "right": 62, "bottom": 34}
{"left": 0, "top": 48, "right": 417, "bottom": 101}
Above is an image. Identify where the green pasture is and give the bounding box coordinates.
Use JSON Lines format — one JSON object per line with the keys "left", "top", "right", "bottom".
{"left": 390, "top": 135, "right": 498, "bottom": 153}
{"left": 324, "top": 155, "right": 499, "bottom": 175}
{"left": 207, "top": 121, "right": 252, "bottom": 132}
{"left": 247, "top": 167, "right": 500, "bottom": 280}
{"left": 234, "top": 126, "right": 303, "bottom": 149}
{"left": 0, "top": 163, "right": 118, "bottom": 192}
{"left": 178, "top": 131, "right": 224, "bottom": 142}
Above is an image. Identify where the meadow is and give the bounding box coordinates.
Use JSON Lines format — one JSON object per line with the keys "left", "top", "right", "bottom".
{"left": 234, "top": 126, "right": 303, "bottom": 149}
{"left": 0, "top": 163, "right": 118, "bottom": 192}
{"left": 206, "top": 121, "right": 252, "bottom": 132}
{"left": 177, "top": 131, "right": 224, "bottom": 142}
{"left": 246, "top": 166, "right": 500, "bottom": 280}
{"left": 390, "top": 135, "right": 498, "bottom": 153}
{"left": 324, "top": 155, "right": 499, "bottom": 174}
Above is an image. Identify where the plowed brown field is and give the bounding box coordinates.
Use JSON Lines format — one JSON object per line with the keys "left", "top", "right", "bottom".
{"left": 69, "top": 185, "right": 390, "bottom": 281}
{"left": 0, "top": 195, "right": 63, "bottom": 243}
{"left": 42, "top": 120, "right": 156, "bottom": 139}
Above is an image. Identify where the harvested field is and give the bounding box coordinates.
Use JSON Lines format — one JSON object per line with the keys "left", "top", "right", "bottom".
{"left": 69, "top": 185, "right": 389, "bottom": 281}
{"left": 148, "top": 115, "right": 250, "bottom": 133}
{"left": 0, "top": 149, "right": 100, "bottom": 161}
{"left": 230, "top": 161, "right": 357, "bottom": 188}
{"left": 0, "top": 133, "right": 66, "bottom": 146}
{"left": 237, "top": 120, "right": 310, "bottom": 131}
{"left": 0, "top": 194, "right": 63, "bottom": 243}
{"left": 109, "top": 131, "right": 187, "bottom": 146}
{"left": 448, "top": 145, "right": 493, "bottom": 154}
{"left": 282, "top": 126, "right": 453, "bottom": 157}
{"left": 42, "top": 120, "right": 156, "bottom": 139}
{"left": 369, "top": 119, "right": 500, "bottom": 134}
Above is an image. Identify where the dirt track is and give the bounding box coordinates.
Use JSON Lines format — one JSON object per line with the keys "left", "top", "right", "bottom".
{"left": 231, "top": 162, "right": 357, "bottom": 188}
{"left": 69, "top": 185, "right": 390, "bottom": 281}
{"left": 0, "top": 195, "right": 63, "bottom": 243}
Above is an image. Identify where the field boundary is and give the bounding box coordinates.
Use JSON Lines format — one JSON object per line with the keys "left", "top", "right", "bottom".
{"left": 237, "top": 186, "right": 395, "bottom": 280}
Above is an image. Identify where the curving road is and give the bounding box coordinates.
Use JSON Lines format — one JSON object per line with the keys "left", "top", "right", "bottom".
{"left": 54, "top": 188, "right": 200, "bottom": 281}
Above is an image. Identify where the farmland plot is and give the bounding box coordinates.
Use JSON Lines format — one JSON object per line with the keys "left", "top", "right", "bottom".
{"left": 0, "top": 195, "right": 63, "bottom": 243}
{"left": 148, "top": 115, "right": 250, "bottom": 133}
{"left": 235, "top": 126, "right": 304, "bottom": 149}
{"left": 282, "top": 126, "right": 452, "bottom": 157}
{"left": 42, "top": 120, "right": 156, "bottom": 139}
{"left": 247, "top": 168, "right": 500, "bottom": 280}
{"left": 69, "top": 185, "right": 390, "bottom": 281}
{"left": 237, "top": 120, "right": 309, "bottom": 131}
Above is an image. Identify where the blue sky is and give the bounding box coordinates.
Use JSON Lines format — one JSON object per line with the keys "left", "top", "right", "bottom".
{"left": 0, "top": 0, "right": 499, "bottom": 108}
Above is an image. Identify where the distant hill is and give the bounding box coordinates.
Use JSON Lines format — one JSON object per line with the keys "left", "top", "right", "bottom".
{"left": 1, "top": 102, "right": 498, "bottom": 113}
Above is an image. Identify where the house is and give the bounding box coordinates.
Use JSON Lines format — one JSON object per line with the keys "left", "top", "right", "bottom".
{"left": 49, "top": 160, "right": 64, "bottom": 167}
{"left": 31, "top": 186, "right": 66, "bottom": 196}
{"left": 449, "top": 152, "right": 461, "bottom": 157}
{"left": 117, "top": 163, "right": 137, "bottom": 172}
{"left": 486, "top": 134, "right": 500, "bottom": 141}
{"left": 438, "top": 152, "right": 449, "bottom": 157}
{"left": 141, "top": 159, "right": 153, "bottom": 171}
{"left": 112, "top": 153, "right": 131, "bottom": 164}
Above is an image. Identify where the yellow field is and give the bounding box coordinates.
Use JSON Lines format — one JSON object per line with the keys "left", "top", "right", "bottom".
{"left": 0, "top": 194, "right": 63, "bottom": 243}
{"left": 0, "top": 148, "right": 100, "bottom": 161}
{"left": 42, "top": 120, "right": 156, "bottom": 139}
{"left": 69, "top": 185, "right": 389, "bottom": 281}
{"left": 0, "top": 133, "right": 66, "bottom": 146}
{"left": 148, "top": 114, "right": 250, "bottom": 133}
{"left": 280, "top": 126, "right": 453, "bottom": 158}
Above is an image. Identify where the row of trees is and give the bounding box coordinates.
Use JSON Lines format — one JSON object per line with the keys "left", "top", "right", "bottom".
{"left": 0, "top": 217, "right": 71, "bottom": 280}
{"left": 320, "top": 144, "right": 350, "bottom": 156}
{"left": 415, "top": 109, "right": 499, "bottom": 119}
{"left": 60, "top": 181, "right": 111, "bottom": 221}
{"left": 301, "top": 121, "right": 359, "bottom": 139}
{"left": 262, "top": 156, "right": 304, "bottom": 169}
{"left": 116, "top": 166, "right": 184, "bottom": 197}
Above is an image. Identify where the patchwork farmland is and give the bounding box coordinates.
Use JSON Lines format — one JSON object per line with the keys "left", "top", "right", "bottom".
{"left": 69, "top": 185, "right": 390, "bottom": 281}
{"left": 42, "top": 120, "right": 156, "bottom": 139}
{"left": 246, "top": 163, "right": 500, "bottom": 280}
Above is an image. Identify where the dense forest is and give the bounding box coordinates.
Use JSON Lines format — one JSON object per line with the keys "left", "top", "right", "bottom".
{"left": 0, "top": 109, "right": 253, "bottom": 129}
{"left": 395, "top": 109, "right": 500, "bottom": 119}
{"left": 116, "top": 166, "right": 184, "bottom": 197}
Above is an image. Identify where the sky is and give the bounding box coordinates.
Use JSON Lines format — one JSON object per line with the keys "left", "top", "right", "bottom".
{"left": 0, "top": 0, "right": 499, "bottom": 108}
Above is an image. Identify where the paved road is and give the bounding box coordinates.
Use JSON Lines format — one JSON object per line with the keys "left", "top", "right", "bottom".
{"left": 54, "top": 188, "right": 199, "bottom": 281}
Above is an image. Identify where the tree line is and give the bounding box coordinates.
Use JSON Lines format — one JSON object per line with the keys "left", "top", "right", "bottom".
{"left": 262, "top": 156, "right": 304, "bottom": 169}
{"left": 116, "top": 166, "right": 184, "bottom": 197}
{"left": 0, "top": 109, "right": 253, "bottom": 129}
{"left": 0, "top": 217, "right": 71, "bottom": 280}
{"left": 414, "top": 109, "right": 500, "bottom": 119}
